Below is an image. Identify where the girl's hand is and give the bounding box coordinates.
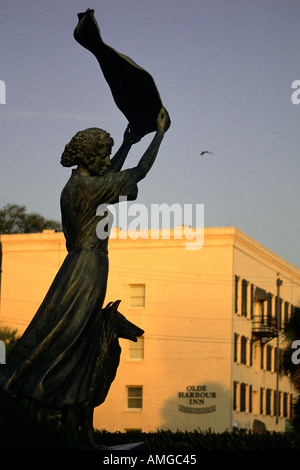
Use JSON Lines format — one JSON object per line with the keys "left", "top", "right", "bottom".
{"left": 156, "top": 107, "right": 171, "bottom": 134}
{"left": 123, "top": 124, "right": 141, "bottom": 145}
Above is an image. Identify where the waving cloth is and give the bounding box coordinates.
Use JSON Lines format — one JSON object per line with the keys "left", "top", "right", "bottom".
{"left": 74, "top": 9, "right": 163, "bottom": 138}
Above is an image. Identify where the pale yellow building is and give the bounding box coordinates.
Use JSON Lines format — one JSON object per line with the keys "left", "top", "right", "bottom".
{"left": 0, "top": 227, "right": 300, "bottom": 433}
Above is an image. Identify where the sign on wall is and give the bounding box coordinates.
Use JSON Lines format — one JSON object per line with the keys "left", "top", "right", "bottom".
{"left": 178, "top": 385, "right": 217, "bottom": 414}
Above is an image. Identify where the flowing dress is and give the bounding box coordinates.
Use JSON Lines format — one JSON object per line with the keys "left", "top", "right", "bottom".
{"left": 0, "top": 168, "right": 137, "bottom": 408}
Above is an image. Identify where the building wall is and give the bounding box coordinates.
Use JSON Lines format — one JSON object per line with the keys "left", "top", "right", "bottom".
{"left": 0, "top": 227, "right": 299, "bottom": 433}
{"left": 100, "top": 227, "right": 235, "bottom": 432}
{"left": 0, "top": 230, "right": 66, "bottom": 333}
{"left": 231, "top": 229, "right": 300, "bottom": 431}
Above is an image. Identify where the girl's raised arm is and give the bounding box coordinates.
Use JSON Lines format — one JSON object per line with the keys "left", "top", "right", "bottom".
{"left": 133, "top": 107, "right": 171, "bottom": 182}
{"left": 109, "top": 125, "right": 141, "bottom": 172}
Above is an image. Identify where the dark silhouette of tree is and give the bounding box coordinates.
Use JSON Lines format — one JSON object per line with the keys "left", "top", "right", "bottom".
{"left": 0, "top": 325, "right": 19, "bottom": 355}
{"left": 0, "top": 204, "right": 61, "bottom": 234}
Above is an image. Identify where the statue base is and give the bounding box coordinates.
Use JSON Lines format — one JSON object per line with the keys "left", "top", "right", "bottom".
{"left": 80, "top": 441, "right": 146, "bottom": 451}
{"left": 108, "top": 442, "right": 146, "bottom": 451}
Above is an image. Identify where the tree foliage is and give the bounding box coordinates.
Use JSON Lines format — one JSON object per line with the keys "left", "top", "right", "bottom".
{"left": 0, "top": 203, "right": 61, "bottom": 234}
{"left": 0, "top": 325, "right": 19, "bottom": 354}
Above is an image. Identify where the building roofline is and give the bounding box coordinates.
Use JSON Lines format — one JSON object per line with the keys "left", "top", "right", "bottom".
{"left": 1, "top": 226, "right": 299, "bottom": 277}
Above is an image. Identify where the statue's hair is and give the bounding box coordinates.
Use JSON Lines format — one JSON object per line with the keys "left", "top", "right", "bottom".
{"left": 60, "top": 127, "right": 114, "bottom": 167}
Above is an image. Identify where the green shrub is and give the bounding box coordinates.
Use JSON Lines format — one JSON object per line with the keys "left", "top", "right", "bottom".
{"left": 1, "top": 389, "right": 300, "bottom": 451}
{"left": 93, "top": 428, "right": 300, "bottom": 451}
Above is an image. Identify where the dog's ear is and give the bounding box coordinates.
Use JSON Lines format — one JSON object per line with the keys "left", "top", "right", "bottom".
{"left": 102, "top": 300, "right": 121, "bottom": 316}
{"left": 103, "top": 301, "right": 113, "bottom": 310}
{"left": 110, "top": 300, "right": 121, "bottom": 312}
{"left": 102, "top": 301, "right": 113, "bottom": 316}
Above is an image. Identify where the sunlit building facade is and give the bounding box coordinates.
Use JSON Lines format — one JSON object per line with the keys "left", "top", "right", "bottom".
{"left": 1, "top": 227, "right": 299, "bottom": 432}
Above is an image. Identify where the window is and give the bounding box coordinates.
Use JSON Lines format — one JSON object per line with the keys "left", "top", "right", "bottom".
{"left": 240, "top": 383, "right": 247, "bottom": 412}
{"left": 284, "top": 302, "right": 289, "bottom": 326}
{"left": 274, "top": 390, "right": 281, "bottom": 417}
{"left": 266, "top": 345, "right": 272, "bottom": 371}
{"left": 249, "top": 339, "right": 253, "bottom": 366}
{"left": 234, "top": 334, "right": 253, "bottom": 366}
{"left": 254, "top": 344, "right": 259, "bottom": 370}
{"left": 274, "top": 347, "right": 281, "bottom": 373}
{"left": 127, "top": 386, "right": 143, "bottom": 410}
{"left": 240, "top": 383, "right": 249, "bottom": 411}
{"left": 241, "top": 336, "right": 247, "bottom": 365}
{"left": 266, "top": 389, "right": 272, "bottom": 415}
{"left": 250, "top": 284, "right": 254, "bottom": 318}
{"left": 283, "top": 393, "right": 289, "bottom": 417}
{"left": 260, "top": 387, "right": 265, "bottom": 415}
{"left": 235, "top": 275, "right": 240, "bottom": 313}
{"left": 255, "top": 300, "right": 264, "bottom": 321}
{"left": 128, "top": 336, "right": 144, "bottom": 360}
{"left": 233, "top": 381, "right": 239, "bottom": 410}
{"left": 234, "top": 381, "right": 252, "bottom": 413}
{"left": 242, "top": 279, "right": 248, "bottom": 316}
{"left": 253, "top": 390, "right": 258, "bottom": 414}
{"left": 129, "top": 284, "right": 145, "bottom": 307}
{"left": 234, "top": 333, "right": 238, "bottom": 362}
{"left": 267, "top": 293, "right": 273, "bottom": 326}
{"left": 260, "top": 344, "right": 265, "bottom": 370}
{"left": 275, "top": 296, "right": 283, "bottom": 330}
{"left": 290, "top": 394, "right": 294, "bottom": 418}
{"left": 249, "top": 385, "right": 252, "bottom": 413}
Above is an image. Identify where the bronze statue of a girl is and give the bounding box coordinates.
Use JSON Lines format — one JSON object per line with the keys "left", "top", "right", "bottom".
{"left": 0, "top": 9, "right": 170, "bottom": 448}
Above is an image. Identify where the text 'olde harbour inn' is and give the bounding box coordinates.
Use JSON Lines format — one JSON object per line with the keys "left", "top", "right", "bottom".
{"left": 1, "top": 226, "right": 299, "bottom": 432}
{"left": 178, "top": 385, "right": 217, "bottom": 414}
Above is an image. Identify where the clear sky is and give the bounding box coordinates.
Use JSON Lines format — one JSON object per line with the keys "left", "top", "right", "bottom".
{"left": 1, "top": 0, "right": 300, "bottom": 268}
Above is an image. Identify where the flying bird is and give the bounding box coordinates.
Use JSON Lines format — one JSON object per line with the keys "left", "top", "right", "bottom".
{"left": 200, "top": 150, "right": 214, "bottom": 156}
